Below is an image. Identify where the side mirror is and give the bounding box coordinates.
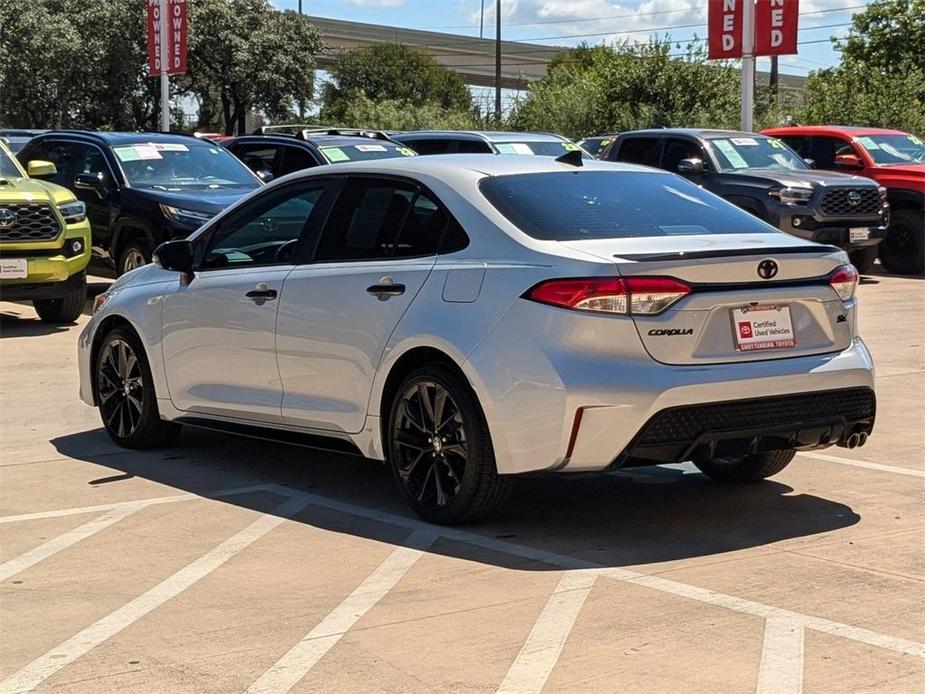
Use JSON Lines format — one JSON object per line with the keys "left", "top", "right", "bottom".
{"left": 256, "top": 169, "right": 274, "bottom": 183}
{"left": 27, "top": 160, "right": 56, "bottom": 179}
{"left": 677, "top": 157, "right": 705, "bottom": 174}
{"left": 834, "top": 153, "right": 863, "bottom": 170}
{"left": 153, "top": 240, "right": 194, "bottom": 276}
{"left": 803, "top": 158, "right": 816, "bottom": 168}
{"left": 74, "top": 172, "right": 107, "bottom": 197}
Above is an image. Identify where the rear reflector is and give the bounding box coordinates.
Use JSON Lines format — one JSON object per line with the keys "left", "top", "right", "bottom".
{"left": 828, "top": 264, "right": 859, "bottom": 302}
{"left": 526, "top": 277, "right": 691, "bottom": 315}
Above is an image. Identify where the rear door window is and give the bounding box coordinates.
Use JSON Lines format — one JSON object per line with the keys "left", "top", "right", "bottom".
{"left": 661, "top": 138, "right": 704, "bottom": 172}
{"left": 480, "top": 171, "right": 774, "bottom": 240}
{"left": 611, "top": 137, "right": 662, "bottom": 167}
{"left": 232, "top": 143, "right": 279, "bottom": 178}
{"left": 400, "top": 139, "right": 454, "bottom": 155}
{"left": 278, "top": 145, "right": 318, "bottom": 175}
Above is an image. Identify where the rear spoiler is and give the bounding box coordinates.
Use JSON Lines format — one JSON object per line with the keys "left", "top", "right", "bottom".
{"left": 614, "top": 245, "right": 841, "bottom": 262}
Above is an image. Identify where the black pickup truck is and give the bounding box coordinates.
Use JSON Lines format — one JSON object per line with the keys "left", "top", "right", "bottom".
{"left": 602, "top": 129, "right": 889, "bottom": 272}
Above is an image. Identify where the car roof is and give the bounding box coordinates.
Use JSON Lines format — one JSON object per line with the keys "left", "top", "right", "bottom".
{"left": 762, "top": 125, "right": 909, "bottom": 137}
{"left": 621, "top": 128, "right": 770, "bottom": 140}
{"left": 394, "top": 131, "right": 569, "bottom": 143}
{"left": 285, "top": 153, "right": 653, "bottom": 178}
{"left": 227, "top": 134, "right": 402, "bottom": 150}
{"left": 32, "top": 130, "right": 205, "bottom": 146}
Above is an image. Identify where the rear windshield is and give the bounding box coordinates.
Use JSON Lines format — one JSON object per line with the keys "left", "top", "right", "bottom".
{"left": 479, "top": 171, "right": 775, "bottom": 240}
{"left": 318, "top": 142, "right": 416, "bottom": 164}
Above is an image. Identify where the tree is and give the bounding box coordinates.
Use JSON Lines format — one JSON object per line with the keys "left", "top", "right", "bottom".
{"left": 321, "top": 43, "right": 472, "bottom": 123}
{"left": 509, "top": 40, "right": 743, "bottom": 138}
{"left": 186, "top": 0, "right": 322, "bottom": 134}
{"left": 798, "top": 0, "right": 925, "bottom": 133}
{"left": 330, "top": 93, "right": 477, "bottom": 131}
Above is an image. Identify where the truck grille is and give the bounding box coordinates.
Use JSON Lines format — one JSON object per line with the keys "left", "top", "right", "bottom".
{"left": 820, "top": 188, "right": 880, "bottom": 216}
{"left": 0, "top": 203, "right": 62, "bottom": 242}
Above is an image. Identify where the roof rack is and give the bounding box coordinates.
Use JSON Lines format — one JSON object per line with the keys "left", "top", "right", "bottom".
{"left": 296, "top": 128, "right": 391, "bottom": 141}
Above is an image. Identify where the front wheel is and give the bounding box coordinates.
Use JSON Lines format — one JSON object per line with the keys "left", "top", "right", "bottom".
{"left": 878, "top": 209, "right": 924, "bottom": 276}
{"left": 33, "top": 274, "right": 86, "bottom": 324}
{"left": 693, "top": 449, "right": 795, "bottom": 484}
{"left": 387, "top": 365, "right": 510, "bottom": 524}
{"left": 117, "top": 239, "right": 151, "bottom": 276}
{"left": 95, "top": 326, "right": 182, "bottom": 448}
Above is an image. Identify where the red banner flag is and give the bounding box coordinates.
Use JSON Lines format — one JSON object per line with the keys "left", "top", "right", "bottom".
{"left": 147, "top": 0, "right": 188, "bottom": 76}
{"left": 708, "top": 0, "right": 744, "bottom": 59}
{"left": 755, "top": 0, "right": 799, "bottom": 56}
{"left": 146, "top": 0, "right": 161, "bottom": 76}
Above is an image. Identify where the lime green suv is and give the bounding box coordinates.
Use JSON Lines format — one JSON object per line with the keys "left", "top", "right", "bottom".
{"left": 0, "top": 139, "right": 91, "bottom": 323}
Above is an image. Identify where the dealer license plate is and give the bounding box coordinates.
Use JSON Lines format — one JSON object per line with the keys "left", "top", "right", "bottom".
{"left": 731, "top": 304, "right": 796, "bottom": 352}
{"left": 0, "top": 258, "right": 28, "bottom": 279}
{"left": 849, "top": 227, "right": 870, "bottom": 242}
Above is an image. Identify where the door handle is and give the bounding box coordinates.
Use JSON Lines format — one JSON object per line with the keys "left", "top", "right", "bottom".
{"left": 246, "top": 282, "right": 277, "bottom": 301}
{"left": 366, "top": 282, "right": 406, "bottom": 298}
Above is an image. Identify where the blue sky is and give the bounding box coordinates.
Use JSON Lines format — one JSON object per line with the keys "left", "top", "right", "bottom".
{"left": 273, "top": 0, "right": 874, "bottom": 77}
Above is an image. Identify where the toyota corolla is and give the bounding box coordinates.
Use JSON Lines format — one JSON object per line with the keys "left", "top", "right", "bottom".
{"left": 78, "top": 154, "right": 875, "bottom": 524}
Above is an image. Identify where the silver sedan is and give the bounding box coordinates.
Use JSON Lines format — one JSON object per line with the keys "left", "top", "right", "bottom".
{"left": 78, "top": 154, "right": 875, "bottom": 524}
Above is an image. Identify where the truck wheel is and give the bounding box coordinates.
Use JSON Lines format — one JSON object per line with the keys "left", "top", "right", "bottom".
{"left": 387, "top": 364, "right": 511, "bottom": 524}
{"left": 693, "top": 449, "right": 795, "bottom": 484}
{"left": 848, "top": 247, "right": 878, "bottom": 275}
{"left": 879, "top": 209, "right": 924, "bottom": 276}
{"left": 117, "top": 239, "right": 151, "bottom": 276}
{"left": 33, "top": 274, "right": 87, "bottom": 324}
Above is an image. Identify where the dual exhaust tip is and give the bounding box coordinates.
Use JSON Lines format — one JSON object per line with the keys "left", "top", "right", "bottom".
{"left": 839, "top": 431, "right": 869, "bottom": 449}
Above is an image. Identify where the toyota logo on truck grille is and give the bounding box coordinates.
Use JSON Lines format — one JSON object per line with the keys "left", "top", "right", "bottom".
{"left": 847, "top": 190, "right": 862, "bottom": 206}
{"left": 0, "top": 208, "right": 17, "bottom": 229}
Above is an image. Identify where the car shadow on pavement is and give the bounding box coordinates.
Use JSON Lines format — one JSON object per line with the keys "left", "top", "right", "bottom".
{"left": 0, "top": 311, "right": 73, "bottom": 337}
{"left": 51, "top": 426, "right": 860, "bottom": 572}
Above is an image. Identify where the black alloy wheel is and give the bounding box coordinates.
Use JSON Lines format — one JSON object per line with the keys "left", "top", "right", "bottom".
{"left": 388, "top": 365, "right": 510, "bottom": 524}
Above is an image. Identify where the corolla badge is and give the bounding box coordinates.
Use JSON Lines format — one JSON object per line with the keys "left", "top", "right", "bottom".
{"left": 757, "top": 259, "right": 779, "bottom": 279}
{"left": 0, "top": 208, "right": 17, "bottom": 229}
{"left": 847, "top": 191, "right": 862, "bottom": 206}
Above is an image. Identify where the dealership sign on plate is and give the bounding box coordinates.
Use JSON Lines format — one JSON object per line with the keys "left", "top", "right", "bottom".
{"left": 147, "top": 0, "right": 188, "bottom": 76}
{"left": 708, "top": 0, "right": 799, "bottom": 59}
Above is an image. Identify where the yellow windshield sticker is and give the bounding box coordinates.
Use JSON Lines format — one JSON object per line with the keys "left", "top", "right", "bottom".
{"left": 562, "top": 142, "right": 580, "bottom": 151}
{"left": 908, "top": 135, "right": 923, "bottom": 145}
{"left": 768, "top": 138, "right": 785, "bottom": 149}
{"left": 397, "top": 146, "right": 416, "bottom": 157}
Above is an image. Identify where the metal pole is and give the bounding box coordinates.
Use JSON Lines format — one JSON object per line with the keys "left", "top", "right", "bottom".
{"left": 298, "top": 0, "right": 304, "bottom": 120}
{"left": 494, "top": 0, "right": 501, "bottom": 123}
{"left": 740, "top": 0, "right": 755, "bottom": 132}
{"left": 159, "top": 0, "right": 170, "bottom": 132}
{"left": 480, "top": 0, "right": 485, "bottom": 39}
{"left": 769, "top": 54, "right": 779, "bottom": 104}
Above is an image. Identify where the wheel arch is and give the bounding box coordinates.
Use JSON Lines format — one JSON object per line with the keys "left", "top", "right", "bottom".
{"left": 112, "top": 220, "right": 156, "bottom": 265}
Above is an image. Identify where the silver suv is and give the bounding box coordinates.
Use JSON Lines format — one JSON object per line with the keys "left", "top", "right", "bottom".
{"left": 79, "top": 155, "right": 876, "bottom": 524}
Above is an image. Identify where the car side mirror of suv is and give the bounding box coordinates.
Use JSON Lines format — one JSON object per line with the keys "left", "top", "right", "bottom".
{"left": 803, "top": 158, "right": 816, "bottom": 168}
{"left": 834, "top": 153, "right": 863, "bottom": 170}
{"left": 153, "top": 240, "right": 194, "bottom": 277}
{"left": 74, "top": 172, "right": 107, "bottom": 197}
{"left": 27, "top": 160, "right": 56, "bottom": 179}
{"left": 677, "top": 158, "right": 705, "bottom": 174}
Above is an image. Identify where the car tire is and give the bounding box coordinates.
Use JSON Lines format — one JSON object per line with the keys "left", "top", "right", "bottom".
{"left": 878, "top": 209, "right": 924, "bottom": 276}
{"left": 693, "top": 449, "right": 795, "bottom": 484}
{"left": 387, "top": 364, "right": 511, "bottom": 524}
{"left": 848, "top": 246, "right": 878, "bottom": 275}
{"left": 117, "top": 238, "right": 152, "bottom": 276}
{"left": 95, "top": 325, "right": 182, "bottom": 448}
{"left": 33, "top": 274, "right": 86, "bottom": 324}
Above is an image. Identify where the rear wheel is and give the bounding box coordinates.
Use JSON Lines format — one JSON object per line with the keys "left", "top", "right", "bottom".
{"left": 848, "top": 246, "right": 878, "bottom": 275}
{"left": 95, "top": 326, "right": 182, "bottom": 448}
{"left": 693, "top": 449, "right": 795, "bottom": 484}
{"left": 879, "top": 209, "right": 924, "bottom": 276}
{"left": 117, "top": 238, "right": 151, "bottom": 276}
{"left": 387, "top": 364, "right": 510, "bottom": 524}
{"left": 33, "top": 274, "right": 86, "bottom": 324}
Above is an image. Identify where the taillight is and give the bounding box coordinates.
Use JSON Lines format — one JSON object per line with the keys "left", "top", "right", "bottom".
{"left": 525, "top": 277, "right": 691, "bottom": 315}
{"left": 828, "top": 264, "right": 859, "bottom": 302}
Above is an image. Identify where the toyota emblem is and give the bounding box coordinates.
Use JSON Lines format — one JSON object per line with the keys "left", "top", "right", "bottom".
{"left": 847, "top": 190, "right": 862, "bottom": 206}
{"left": 757, "top": 259, "right": 779, "bottom": 279}
{"left": 0, "top": 208, "right": 16, "bottom": 229}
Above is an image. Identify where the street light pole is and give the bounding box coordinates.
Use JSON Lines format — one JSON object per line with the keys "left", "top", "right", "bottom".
{"left": 480, "top": 0, "right": 485, "bottom": 39}
{"left": 494, "top": 0, "right": 501, "bottom": 124}
{"left": 159, "top": 0, "right": 169, "bottom": 132}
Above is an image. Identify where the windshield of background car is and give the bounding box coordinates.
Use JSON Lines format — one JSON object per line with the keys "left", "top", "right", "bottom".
{"left": 479, "top": 171, "right": 775, "bottom": 240}
{"left": 707, "top": 136, "right": 807, "bottom": 172}
{"left": 113, "top": 142, "right": 259, "bottom": 190}
{"left": 317, "top": 142, "right": 417, "bottom": 164}
{"left": 855, "top": 133, "right": 925, "bottom": 165}
{"left": 493, "top": 140, "right": 592, "bottom": 158}
{"left": 0, "top": 145, "right": 25, "bottom": 178}
{"left": 578, "top": 138, "right": 613, "bottom": 157}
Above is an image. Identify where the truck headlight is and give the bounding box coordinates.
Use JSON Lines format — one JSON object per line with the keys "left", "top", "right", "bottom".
{"left": 770, "top": 187, "right": 814, "bottom": 205}
{"left": 58, "top": 200, "right": 86, "bottom": 223}
{"left": 159, "top": 204, "right": 213, "bottom": 227}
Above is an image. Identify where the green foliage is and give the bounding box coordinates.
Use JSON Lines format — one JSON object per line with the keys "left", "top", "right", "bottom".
{"left": 187, "top": 0, "right": 322, "bottom": 134}
{"left": 328, "top": 92, "right": 477, "bottom": 131}
{"left": 509, "top": 40, "right": 742, "bottom": 138}
{"left": 322, "top": 43, "right": 473, "bottom": 123}
{"left": 799, "top": 0, "right": 925, "bottom": 133}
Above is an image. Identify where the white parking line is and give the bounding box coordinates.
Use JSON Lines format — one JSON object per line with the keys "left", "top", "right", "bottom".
{"left": 245, "top": 529, "right": 437, "bottom": 694}
{"left": 496, "top": 570, "right": 599, "bottom": 694}
{"left": 797, "top": 451, "right": 925, "bottom": 478}
{"left": 0, "top": 506, "right": 140, "bottom": 583}
{"left": 756, "top": 617, "right": 804, "bottom": 694}
{"left": 0, "top": 495, "right": 312, "bottom": 694}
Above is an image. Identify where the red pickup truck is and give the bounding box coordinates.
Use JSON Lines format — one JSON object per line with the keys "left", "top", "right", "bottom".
{"left": 763, "top": 126, "right": 924, "bottom": 276}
